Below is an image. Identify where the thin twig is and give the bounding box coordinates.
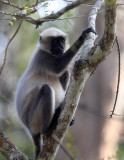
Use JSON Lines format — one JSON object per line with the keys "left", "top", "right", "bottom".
{"left": 112, "top": 113, "right": 122, "bottom": 117}
{"left": 117, "top": 3, "right": 124, "bottom": 6}
{"left": 0, "top": 11, "right": 14, "bottom": 16}
{"left": 0, "top": 21, "right": 22, "bottom": 75}
{"left": 80, "top": 104, "right": 123, "bottom": 122}
{"left": 110, "top": 36, "right": 121, "bottom": 118}
{"left": 0, "top": 18, "right": 11, "bottom": 20}
{"left": 0, "top": 0, "right": 22, "bottom": 10}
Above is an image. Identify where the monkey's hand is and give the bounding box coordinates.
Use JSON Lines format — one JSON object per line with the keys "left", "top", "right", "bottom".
{"left": 82, "top": 27, "right": 97, "bottom": 37}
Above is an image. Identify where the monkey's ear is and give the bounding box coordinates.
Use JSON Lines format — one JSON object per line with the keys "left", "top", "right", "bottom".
{"left": 39, "top": 36, "right": 42, "bottom": 43}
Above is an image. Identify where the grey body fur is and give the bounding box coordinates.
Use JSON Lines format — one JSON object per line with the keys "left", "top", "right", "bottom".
{"left": 15, "top": 27, "right": 95, "bottom": 159}
{"left": 16, "top": 28, "right": 69, "bottom": 135}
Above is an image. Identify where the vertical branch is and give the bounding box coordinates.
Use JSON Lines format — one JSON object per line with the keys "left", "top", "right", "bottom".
{"left": 100, "top": 0, "right": 116, "bottom": 53}
{"left": 88, "top": 0, "right": 104, "bottom": 29}
{"left": 88, "top": 0, "right": 117, "bottom": 65}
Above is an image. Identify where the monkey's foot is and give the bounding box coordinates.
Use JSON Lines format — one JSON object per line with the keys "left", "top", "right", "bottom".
{"left": 70, "top": 117, "right": 75, "bottom": 126}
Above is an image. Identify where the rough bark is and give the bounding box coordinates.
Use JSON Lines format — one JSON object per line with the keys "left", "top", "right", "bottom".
{"left": 0, "top": 129, "right": 28, "bottom": 160}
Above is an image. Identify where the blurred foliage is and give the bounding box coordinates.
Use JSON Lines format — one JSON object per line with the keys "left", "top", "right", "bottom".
{"left": 66, "top": 130, "right": 80, "bottom": 159}
{"left": 117, "top": 143, "right": 124, "bottom": 160}
{"left": 0, "top": 153, "right": 6, "bottom": 160}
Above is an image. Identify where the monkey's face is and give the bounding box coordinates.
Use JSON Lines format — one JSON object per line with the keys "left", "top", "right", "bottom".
{"left": 51, "top": 36, "right": 65, "bottom": 57}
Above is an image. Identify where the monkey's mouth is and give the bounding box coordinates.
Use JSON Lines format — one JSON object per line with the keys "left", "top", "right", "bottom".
{"left": 53, "top": 47, "right": 64, "bottom": 56}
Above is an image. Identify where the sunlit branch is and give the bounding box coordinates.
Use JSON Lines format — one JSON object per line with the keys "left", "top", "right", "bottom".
{"left": 88, "top": 0, "right": 104, "bottom": 29}
{"left": 20, "top": 0, "right": 96, "bottom": 26}
{"left": 0, "top": 11, "right": 14, "bottom": 16}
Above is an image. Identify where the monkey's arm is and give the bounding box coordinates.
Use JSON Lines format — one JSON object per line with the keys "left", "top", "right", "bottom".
{"left": 59, "top": 71, "right": 69, "bottom": 90}
{"left": 53, "top": 27, "right": 96, "bottom": 73}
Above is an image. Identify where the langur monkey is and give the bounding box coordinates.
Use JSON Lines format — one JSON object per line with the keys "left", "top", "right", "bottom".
{"left": 15, "top": 27, "right": 95, "bottom": 159}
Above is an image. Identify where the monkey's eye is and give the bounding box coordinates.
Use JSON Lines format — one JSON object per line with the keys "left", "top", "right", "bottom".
{"left": 60, "top": 38, "right": 65, "bottom": 43}
{"left": 62, "top": 38, "right": 65, "bottom": 42}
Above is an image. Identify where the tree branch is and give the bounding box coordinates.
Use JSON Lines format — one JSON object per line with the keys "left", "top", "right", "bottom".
{"left": 0, "top": 129, "right": 28, "bottom": 160}
{"left": 0, "top": 11, "right": 14, "bottom": 16}
{"left": 0, "top": 0, "right": 22, "bottom": 10}
{"left": 0, "top": 0, "right": 98, "bottom": 27}
{"left": 32, "top": 0, "right": 96, "bottom": 27}
{"left": 0, "top": 0, "right": 96, "bottom": 27}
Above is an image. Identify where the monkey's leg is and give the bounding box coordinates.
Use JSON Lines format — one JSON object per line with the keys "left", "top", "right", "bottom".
{"left": 46, "top": 105, "right": 62, "bottom": 136}
{"left": 29, "top": 84, "right": 55, "bottom": 134}
{"left": 32, "top": 133, "right": 41, "bottom": 159}
{"left": 29, "top": 84, "right": 55, "bottom": 158}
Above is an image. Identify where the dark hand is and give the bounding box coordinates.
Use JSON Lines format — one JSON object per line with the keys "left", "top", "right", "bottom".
{"left": 83, "top": 27, "right": 97, "bottom": 35}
